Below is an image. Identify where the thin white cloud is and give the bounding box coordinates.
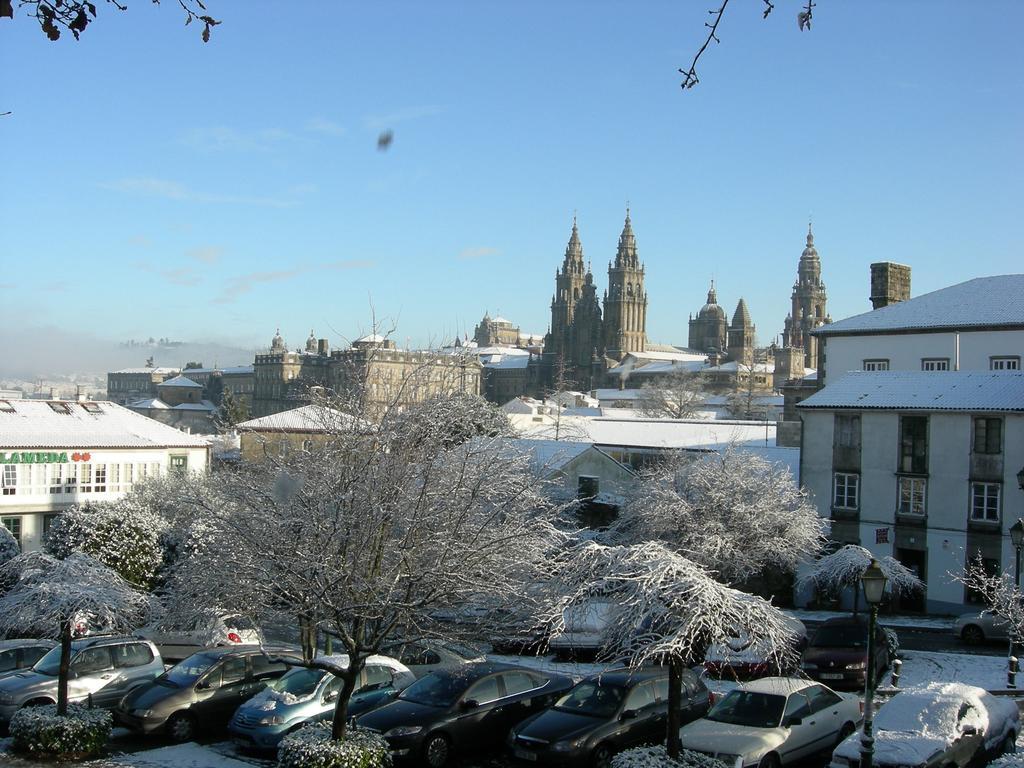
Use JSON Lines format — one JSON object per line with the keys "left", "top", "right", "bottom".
{"left": 365, "top": 105, "right": 443, "bottom": 131}
{"left": 180, "top": 125, "right": 298, "bottom": 152}
{"left": 102, "top": 177, "right": 305, "bottom": 208}
{"left": 458, "top": 246, "right": 500, "bottom": 260}
{"left": 215, "top": 260, "right": 374, "bottom": 304}
{"left": 186, "top": 246, "right": 224, "bottom": 264}
{"left": 306, "top": 117, "right": 345, "bottom": 137}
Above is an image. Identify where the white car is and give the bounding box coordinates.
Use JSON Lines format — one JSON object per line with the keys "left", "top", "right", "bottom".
{"left": 830, "top": 682, "right": 1020, "bottom": 768}
{"left": 137, "top": 612, "right": 262, "bottom": 661}
{"left": 704, "top": 616, "right": 808, "bottom": 679}
{"left": 548, "top": 597, "right": 618, "bottom": 658}
{"left": 680, "top": 677, "right": 861, "bottom": 768}
{"left": 378, "top": 640, "right": 484, "bottom": 678}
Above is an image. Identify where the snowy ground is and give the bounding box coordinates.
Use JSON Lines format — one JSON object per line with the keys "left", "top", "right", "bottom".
{"left": 0, "top": 648, "right": 1018, "bottom": 768}
{"left": 787, "top": 609, "right": 956, "bottom": 631}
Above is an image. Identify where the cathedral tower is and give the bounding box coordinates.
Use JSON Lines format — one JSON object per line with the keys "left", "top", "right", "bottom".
{"left": 545, "top": 216, "right": 587, "bottom": 364}
{"left": 782, "top": 224, "right": 830, "bottom": 370}
{"left": 688, "top": 281, "right": 728, "bottom": 354}
{"left": 602, "top": 209, "right": 647, "bottom": 360}
{"left": 727, "top": 297, "right": 756, "bottom": 363}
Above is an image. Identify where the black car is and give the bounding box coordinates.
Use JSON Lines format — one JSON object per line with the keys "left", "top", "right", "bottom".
{"left": 355, "top": 661, "right": 575, "bottom": 767}
{"left": 508, "top": 667, "right": 710, "bottom": 767}
{"left": 115, "top": 644, "right": 301, "bottom": 741}
{"left": 800, "top": 616, "right": 892, "bottom": 690}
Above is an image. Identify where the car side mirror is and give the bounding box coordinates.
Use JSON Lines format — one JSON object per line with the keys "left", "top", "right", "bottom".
{"left": 785, "top": 716, "right": 802, "bottom": 727}
{"left": 460, "top": 698, "right": 479, "bottom": 710}
{"left": 620, "top": 709, "right": 638, "bottom": 721}
{"left": 323, "top": 690, "right": 338, "bottom": 704}
{"left": 961, "top": 725, "right": 977, "bottom": 736}
{"left": 195, "top": 680, "right": 209, "bottom": 691}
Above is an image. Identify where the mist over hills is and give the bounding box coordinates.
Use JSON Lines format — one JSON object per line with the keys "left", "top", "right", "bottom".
{"left": 2, "top": 325, "right": 256, "bottom": 380}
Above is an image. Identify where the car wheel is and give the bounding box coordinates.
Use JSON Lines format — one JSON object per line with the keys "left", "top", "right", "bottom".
{"left": 593, "top": 743, "right": 614, "bottom": 768}
{"left": 423, "top": 733, "right": 450, "bottom": 768}
{"left": 758, "top": 752, "right": 780, "bottom": 768}
{"left": 1001, "top": 733, "right": 1016, "bottom": 755}
{"left": 836, "top": 722, "right": 856, "bottom": 747}
{"left": 961, "top": 625, "right": 985, "bottom": 645}
{"left": 167, "top": 712, "right": 196, "bottom": 742}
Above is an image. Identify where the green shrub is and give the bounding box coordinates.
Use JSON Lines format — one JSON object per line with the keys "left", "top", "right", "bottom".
{"left": 278, "top": 722, "right": 392, "bottom": 768}
{"left": 9, "top": 704, "right": 112, "bottom": 759}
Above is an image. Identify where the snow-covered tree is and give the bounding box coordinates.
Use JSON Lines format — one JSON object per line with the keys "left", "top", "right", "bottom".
{"left": 605, "top": 448, "right": 826, "bottom": 584}
{"left": 388, "top": 391, "right": 513, "bottom": 450}
{"left": 0, "top": 552, "right": 152, "bottom": 714}
{"left": 44, "top": 499, "right": 168, "bottom": 589}
{"left": 797, "top": 544, "right": 923, "bottom": 615}
{"left": 0, "top": 524, "right": 19, "bottom": 566}
{"left": 166, "top": 391, "right": 561, "bottom": 740}
{"left": 637, "top": 369, "right": 707, "bottom": 419}
{"left": 953, "top": 555, "right": 1024, "bottom": 646}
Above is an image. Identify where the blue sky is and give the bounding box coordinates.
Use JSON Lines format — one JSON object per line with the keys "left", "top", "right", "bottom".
{"left": 2, "top": 0, "right": 1022, "bottom": 360}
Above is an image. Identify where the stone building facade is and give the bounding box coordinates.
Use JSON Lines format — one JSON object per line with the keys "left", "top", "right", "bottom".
{"left": 781, "top": 225, "right": 831, "bottom": 370}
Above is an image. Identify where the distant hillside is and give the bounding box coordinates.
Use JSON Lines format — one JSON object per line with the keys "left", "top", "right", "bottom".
{"left": 0, "top": 325, "right": 256, "bottom": 380}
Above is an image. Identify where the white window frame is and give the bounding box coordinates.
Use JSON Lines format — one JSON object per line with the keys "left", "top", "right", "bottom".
{"left": 833, "top": 472, "right": 859, "bottom": 509}
{"left": 1, "top": 516, "right": 22, "bottom": 547}
{"left": 897, "top": 476, "right": 927, "bottom": 516}
{"left": 1, "top": 464, "right": 17, "bottom": 495}
{"left": 970, "top": 482, "right": 1001, "bottom": 523}
{"left": 863, "top": 359, "right": 890, "bottom": 371}
{"left": 991, "top": 357, "right": 1021, "bottom": 371}
{"left": 921, "top": 358, "right": 950, "bottom": 371}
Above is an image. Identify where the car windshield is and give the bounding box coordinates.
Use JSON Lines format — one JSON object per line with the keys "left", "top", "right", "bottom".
{"left": 810, "top": 625, "right": 866, "bottom": 648}
{"left": 269, "top": 667, "right": 326, "bottom": 697}
{"left": 398, "top": 671, "right": 470, "bottom": 707}
{"left": 554, "top": 681, "right": 626, "bottom": 718}
{"left": 32, "top": 646, "right": 64, "bottom": 676}
{"left": 161, "top": 653, "right": 221, "bottom": 687}
{"left": 706, "top": 690, "right": 786, "bottom": 729}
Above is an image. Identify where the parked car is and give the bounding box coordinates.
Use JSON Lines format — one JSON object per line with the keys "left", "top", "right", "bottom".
{"left": 705, "top": 617, "right": 808, "bottom": 680}
{"left": 356, "top": 660, "right": 575, "bottom": 767}
{"left": 548, "top": 598, "right": 618, "bottom": 659}
{"left": 830, "top": 682, "right": 1020, "bottom": 768}
{"left": 680, "top": 677, "right": 861, "bottom": 768}
{"left": 228, "top": 653, "right": 415, "bottom": 750}
{"left": 0, "top": 640, "right": 56, "bottom": 679}
{"left": 136, "top": 611, "right": 262, "bottom": 662}
{"left": 115, "top": 644, "right": 300, "bottom": 741}
{"left": 380, "top": 640, "right": 485, "bottom": 678}
{"left": 0, "top": 636, "right": 162, "bottom": 726}
{"left": 955, "top": 611, "right": 1010, "bottom": 645}
{"left": 800, "top": 616, "right": 892, "bottom": 690}
{"left": 508, "top": 666, "right": 710, "bottom": 767}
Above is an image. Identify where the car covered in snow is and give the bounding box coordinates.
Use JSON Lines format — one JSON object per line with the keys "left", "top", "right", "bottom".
{"left": 228, "top": 653, "right": 415, "bottom": 750}
{"left": 0, "top": 636, "right": 162, "bottom": 726}
{"left": 0, "top": 639, "right": 56, "bottom": 679}
{"left": 679, "top": 677, "right": 861, "bottom": 768}
{"left": 136, "top": 611, "right": 263, "bottom": 662}
{"left": 548, "top": 598, "right": 618, "bottom": 659}
{"left": 800, "top": 616, "right": 892, "bottom": 690}
{"left": 830, "top": 682, "right": 1020, "bottom": 768}
{"left": 704, "top": 616, "right": 808, "bottom": 680}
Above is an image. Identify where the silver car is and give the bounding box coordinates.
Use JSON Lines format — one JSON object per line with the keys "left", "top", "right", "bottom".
{"left": 0, "top": 640, "right": 56, "bottom": 679}
{"left": 955, "top": 611, "right": 1010, "bottom": 645}
{"left": 0, "top": 635, "right": 163, "bottom": 725}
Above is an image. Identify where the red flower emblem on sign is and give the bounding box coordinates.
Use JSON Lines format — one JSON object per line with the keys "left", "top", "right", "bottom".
{"left": 82, "top": 452, "right": 91, "bottom": 462}
{"left": 72, "top": 452, "right": 81, "bottom": 462}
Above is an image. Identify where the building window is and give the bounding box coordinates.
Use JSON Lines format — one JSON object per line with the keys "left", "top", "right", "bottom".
{"left": 863, "top": 359, "right": 890, "bottom": 371}
{"left": 833, "top": 473, "right": 859, "bottom": 509}
{"left": 49, "top": 463, "right": 64, "bottom": 495}
{"left": 973, "top": 417, "right": 1002, "bottom": 455}
{"left": 79, "top": 463, "right": 92, "bottom": 492}
{"left": 1, "top": 517, "right": 21, "bottom": 548}
{"left": 899, "top": 416, "right": 928, "bottom": 474}
{"left": 169, "top": 455, "right": 188, "bottom": 474}
{"left": 991, "top": 357, "right": 1021, "bottom": 371}
{"left": 898, "top": 477, "right": 927, "bottom": 516}
{"left": 93, "top": 464, "right": 106, "bottom": 492}
{"left": 921, "top": 358, "right": 949, "bottom": 371}
{"left": 835, "top": 414, "right": 860, "bottom": 448}
{"left": 970, "top": 482, "right": 1000, "bottom": 523}
{"left": 1, "top": 465, "right": 16, "bottom": 496}
{"left": 578, "top": 476, "right": 600, "bottom": 499}
{"left": 47, "top": 402, "right": 72, "bottom": 414}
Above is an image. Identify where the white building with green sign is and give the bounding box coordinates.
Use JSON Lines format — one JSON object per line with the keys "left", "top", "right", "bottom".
{"left": 0, "top": 398, "right": 209, "bottom": 552}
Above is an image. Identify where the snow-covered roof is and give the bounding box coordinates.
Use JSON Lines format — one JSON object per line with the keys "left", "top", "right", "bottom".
{"left": 797, "top": 371, "right": 1024, "bottom": 412}
{"left": 177, "top": 365, "right": 254, "bottom": 376}
{"left": 498, "top": 438, "right": 633, "bottom": 476}
{"left": 704, "top": 361, "right": 774, "bottom": 374}
{"left": 622, "top": 349, "right": 707, "bottom": 363}
{"left": 608, "top": 360, "right": 706, "bottom": 378}
{"left": 481, "top": 354, "right": 531, "bottom": 370}
{"left": 171, "top": 400, "right": 217, "bottom": 412}
{"left": 236, "top": 404, "right": 358, "bottom": 433}
{"left": 517, "top": 416, "right": 777, "bottom": 450}
{"left": 111, "top": 367, "right": 179, "bottom": 375}
{"left": 157, "top": 375, "right": 203, "bottom": 388}
{"left": 128, "top": 398, "right": 170, "bottom": 410}
{"left": 355, "top": 333, "right": 387, "bottom": 343}
{"left": 815, "top": 274, "right": 1024, "bottom": 336}
{"left": 0, "top": 400, "right": 209, "bottom": 449}
{"left": 593, "top": 388, "right": 645, "bottom": 402}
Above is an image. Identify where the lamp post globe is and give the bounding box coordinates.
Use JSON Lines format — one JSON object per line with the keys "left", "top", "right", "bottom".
{"left": 859, "top": 558, "right": 888, "bottom": 768}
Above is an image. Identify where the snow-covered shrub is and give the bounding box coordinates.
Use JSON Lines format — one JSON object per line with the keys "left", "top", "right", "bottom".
{"left": 0, "top": 524, "right": 19, "bottom": 569}
{"left": 277, "top": 722, "right": 391, "bottom": 768}
{"left": 990, "top": 753, "right": 1024, "bottom": 768}
{"left": 9, "top": 704, "right": 112, "bottom": 759}
{"left": 612, "top": 745, "right": 728, "bottom": 768}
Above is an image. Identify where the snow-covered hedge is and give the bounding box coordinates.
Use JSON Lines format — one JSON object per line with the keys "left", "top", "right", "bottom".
{"left": 277, "top": 722, "right": 391, "bottom": 768}
{"left": 0, "top": 523, "right": 19, "bottom": 568}
{"left": 612, "top": 746, "right": 728, "bottom": 768}
{"left": 990, "top": 751, "right": 1024, "bottom": 768}
{"left": 9, "top": 704, "right": 112, "bottom": 759}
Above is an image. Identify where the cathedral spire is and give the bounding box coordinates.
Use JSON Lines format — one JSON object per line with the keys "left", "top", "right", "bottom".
{"left": 614, "top": 207, "right": 638, "bottom": 268}
{"left": 562, "top": 214, "right": 584, "bottom": 273}
{"left": 707, "top": 279, "right": 717, "bottom": 306}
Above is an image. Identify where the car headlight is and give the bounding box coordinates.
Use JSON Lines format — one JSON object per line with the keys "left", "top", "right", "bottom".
{"left": 845, "top": 662, "right": 866, "bottom": 670}
{"left": 384, "top": 725, "right": 423, "bottom": 738}
{"left": 258, "top": 715, "right": 284, "bottom": 726}
{"left": 134, "top": 709, "right": 154, "bottom": 718}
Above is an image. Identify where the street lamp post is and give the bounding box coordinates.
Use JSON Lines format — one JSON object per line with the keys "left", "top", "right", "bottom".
{"left": 1008, "top": 519, "right": 1024, "bottom": 671}
{"left": 860, "top": 559, "right": 888, "bottom": 768}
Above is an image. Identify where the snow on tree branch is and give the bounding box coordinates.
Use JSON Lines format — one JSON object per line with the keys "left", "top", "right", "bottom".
{"left": 797, "top": 544, "right": 924, "bottom": 597}
{"left": 953, "top": 555, "right": 1024, "bottom": 643}
{"left": 637, "top": 370, "right": 708, "bottom": 420}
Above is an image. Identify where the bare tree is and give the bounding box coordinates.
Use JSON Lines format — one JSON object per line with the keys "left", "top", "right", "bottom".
{"left": 637, "top": 369, "right": 708, "bottom": 419}
{"left": 0, "top": 552, "right": 152, "bottom": 715}
{"left": 953, "top": 555, "right": 1024, "bottom": 650}
{"left": 165, "top": 392, "right": 562, "bottom": 741}
{"left": 797, "top": 544, "right": 923, "bottom": 615}
{"left": 1, "top": 0, "right": 220, "bottom": 42}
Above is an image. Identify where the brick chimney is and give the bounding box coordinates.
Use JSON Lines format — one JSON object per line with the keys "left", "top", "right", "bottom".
{"left": 870, "top": 262, "right": 911, "bottom": 309}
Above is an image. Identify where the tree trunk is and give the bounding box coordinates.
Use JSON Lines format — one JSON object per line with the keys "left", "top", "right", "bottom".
{"left": 57, "top": 618, "right": 72, "bottom": 716}
{"left": 330, "top": 659, "right": 364, "bottom": 740}
{"left": 666, "top": 657, "right": 682, "bottom": 759}
{"left": 299, "top": 614, "right": 317, "bottom": 664}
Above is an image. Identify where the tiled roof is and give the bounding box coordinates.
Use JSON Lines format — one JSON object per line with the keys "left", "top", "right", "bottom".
{"left": 814, "top": 274, "right": 1024, "bottom": 336}
{"left": 797, "top": 371, "right": 1024, "bottom": 412}
{"left": 158, "top": 375, "right": 203, "bottom": 388}
{"left": 0, "top": 400, "right": 209, "bottom": 448}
